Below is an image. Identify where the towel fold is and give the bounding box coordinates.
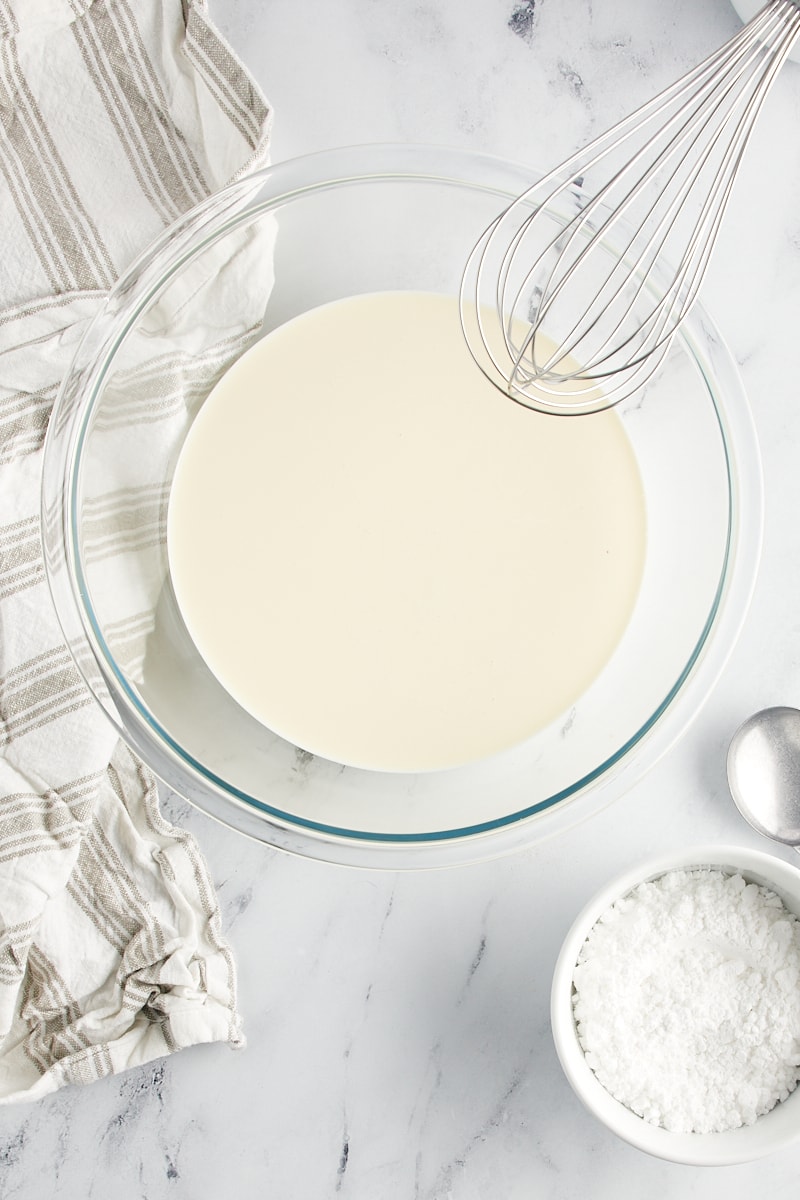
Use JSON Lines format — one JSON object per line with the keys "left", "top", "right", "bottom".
{"left": 0, "top": 0, "right": 271, "bottom": 1104}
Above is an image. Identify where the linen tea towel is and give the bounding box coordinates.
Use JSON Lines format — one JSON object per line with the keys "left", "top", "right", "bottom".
{"left": 0, "top": 0, "right": 271, "bottom": 1103}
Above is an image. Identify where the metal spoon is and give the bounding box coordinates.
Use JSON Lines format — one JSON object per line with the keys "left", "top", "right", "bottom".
{"left": 727, "top": 707, "right": 800, "bottom": 850}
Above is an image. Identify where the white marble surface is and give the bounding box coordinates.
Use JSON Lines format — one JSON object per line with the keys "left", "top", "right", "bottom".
{"left": 6, "top": 0, "right": 800, "bottom": 1195}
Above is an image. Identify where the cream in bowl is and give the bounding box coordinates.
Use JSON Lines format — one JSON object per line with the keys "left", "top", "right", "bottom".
{"left": 167, "top": 290, "right": 646, "bottom": 773}
{"left": 550, "top": 845, "right": 800, "bottom": 1164}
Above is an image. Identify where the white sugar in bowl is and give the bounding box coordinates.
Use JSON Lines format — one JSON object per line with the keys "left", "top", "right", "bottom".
{"left": 550, "top": 844, "right": 800, "bottom": 1165}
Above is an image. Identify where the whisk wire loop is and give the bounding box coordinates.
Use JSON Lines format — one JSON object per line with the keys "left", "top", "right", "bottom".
{"left": 518, "top": 2, "right": 798, "bottom": 377}
{"left": 534, "top": 17, "right": 786, "bottom": 360}
{"left": 460, "top": 0, "right": 800, "bottom": 414}
{"left": 543, "top": 10, "right": 799, "bottom": 383}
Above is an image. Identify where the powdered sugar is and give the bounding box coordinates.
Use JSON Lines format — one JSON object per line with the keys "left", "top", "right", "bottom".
{"left": 572, "top": 867, "right": 800, "bottom": 1134}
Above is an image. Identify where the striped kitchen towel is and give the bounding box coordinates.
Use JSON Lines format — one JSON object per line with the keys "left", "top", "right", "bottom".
{"left": 0, "top": 0, "right": 271, "bottom": 1103}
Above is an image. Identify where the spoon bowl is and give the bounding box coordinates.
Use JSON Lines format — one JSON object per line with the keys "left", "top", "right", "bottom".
{"left": 727, "top": 706, "right": 800, "bottom": 846}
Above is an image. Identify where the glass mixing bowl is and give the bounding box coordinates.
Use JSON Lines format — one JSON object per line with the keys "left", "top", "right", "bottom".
{"left": 42, "top": 144, "right": 763, "bottom": 868}
{"left": 551, "top": 845, "right": 800, "bottom": 1164}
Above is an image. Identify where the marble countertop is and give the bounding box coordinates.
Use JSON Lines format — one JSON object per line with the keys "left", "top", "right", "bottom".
{"left": 6, "top": 0, "right": 800, "bottom": 1196}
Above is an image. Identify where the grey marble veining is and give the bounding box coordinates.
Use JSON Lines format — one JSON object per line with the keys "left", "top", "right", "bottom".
{"left": 6, "top": 0, "right": 800, "bottom": 1197}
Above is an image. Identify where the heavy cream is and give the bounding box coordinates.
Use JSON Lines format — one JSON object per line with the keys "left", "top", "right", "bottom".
{"left": 167, "top": 291, "right": 646, "bottom": 772}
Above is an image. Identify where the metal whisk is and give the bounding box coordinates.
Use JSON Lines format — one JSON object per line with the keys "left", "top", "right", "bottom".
{"left": 460, "top": 0, "right": 800, "bottom": 415}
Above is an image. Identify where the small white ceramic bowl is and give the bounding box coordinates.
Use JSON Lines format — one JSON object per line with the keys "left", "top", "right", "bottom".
{"left": 551, "top": 844, "right": 800, "bottom": 1165}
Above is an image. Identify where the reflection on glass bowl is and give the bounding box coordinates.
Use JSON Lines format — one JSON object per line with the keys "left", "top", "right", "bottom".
{"left": 42, "top": 144, "right": 763, "bottom": 868}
